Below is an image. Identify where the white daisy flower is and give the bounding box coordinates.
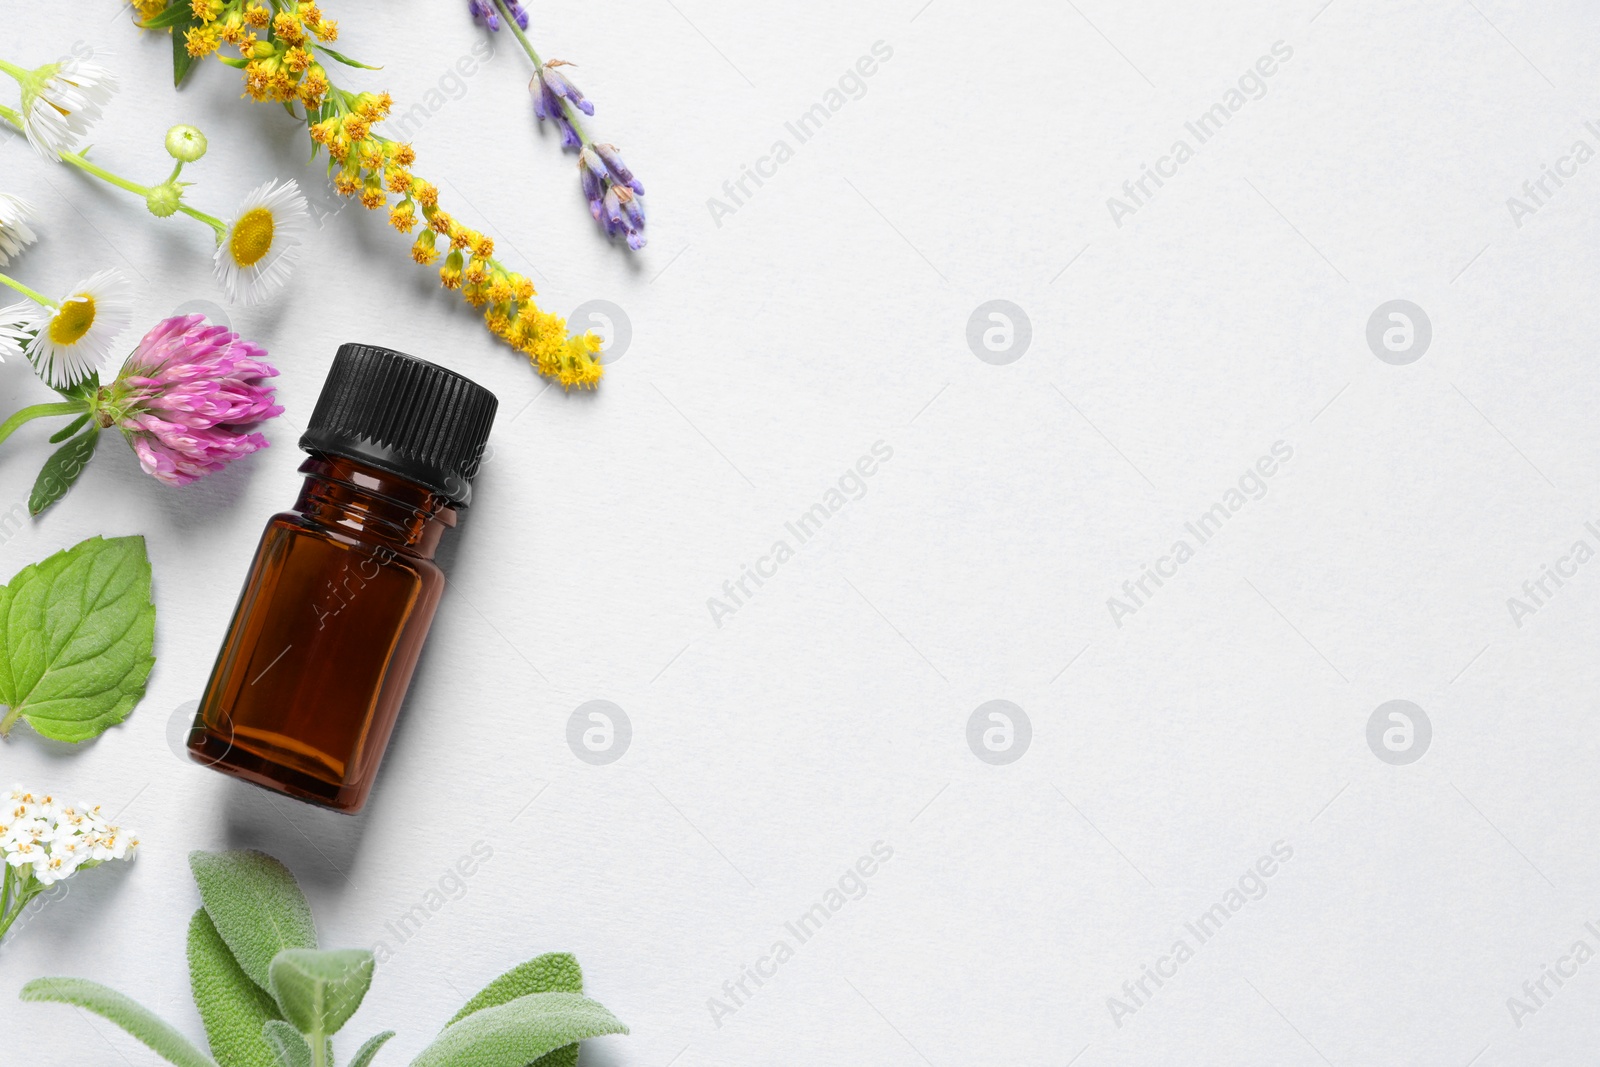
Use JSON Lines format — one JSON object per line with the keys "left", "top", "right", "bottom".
{"left": 214, "top": 179, "right": 309, "bottom": 306}
{"left": 15, "top": 51, "right": 119, "bottom": 160}
{"left": 18, "top": 268, "right": 134, "bottom": 388}
{"left": 0, "top": 194, "right": 39, "bottom": 265}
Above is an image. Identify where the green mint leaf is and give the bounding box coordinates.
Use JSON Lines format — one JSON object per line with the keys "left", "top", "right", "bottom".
{"left": 20, "top": 977, "right": 219, "bottom": 1067}
{"left": 446, "top": 954, "right": 584, "bottom": 1067}
{"left": 262, "top": 1020, "right": 312, "bottom": 1067}
{"left": 268, "top": 948, "right": 374, "bottom": 1037}
{"left": 410, "top": 992, "right": 628, "bottom": 1067}
{"left": 29, "top": 423, "right": 99, "bottom": 517}
{"left": 348, "top": 1030, "right": 396, "bottom": 1067}
{"left": 0, "top": 534, "right": 155, "bottom": 741}
{"left": 189, "top": 850, "right": 318, "bottom": 994}
{"left": 47, "top": 413, "right": 91, "bottom": 444}
{"left": 189, "top": 909, "right": 284, "bottom": 1067}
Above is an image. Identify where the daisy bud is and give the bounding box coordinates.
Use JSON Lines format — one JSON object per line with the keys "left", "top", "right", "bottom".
{"left": 145, "top": 183, "right": 183, "bottom": 218}
{"left": 164, "top": 124, "right": 209, "bottom": 162}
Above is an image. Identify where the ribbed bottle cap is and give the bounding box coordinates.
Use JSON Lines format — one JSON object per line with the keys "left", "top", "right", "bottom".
{"left": 299, "top": 344, "right": 499, "bottom": 507}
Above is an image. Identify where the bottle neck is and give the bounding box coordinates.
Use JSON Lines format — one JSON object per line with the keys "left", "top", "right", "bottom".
{"left": 293, "top": 455, "right": 458, "bottom": 557}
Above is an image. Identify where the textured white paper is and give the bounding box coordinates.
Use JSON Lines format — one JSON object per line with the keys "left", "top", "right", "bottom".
{"left": 3, "top": 1, "right": 1600, "bottom": 1064}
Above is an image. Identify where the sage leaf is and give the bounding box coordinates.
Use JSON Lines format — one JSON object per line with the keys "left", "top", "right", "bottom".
{"left": 20, "top": 977, "right": 219, "bottom": 1067}
{"left": 410, "top": 992, "right": 628, "bottom": 1067}
{"left": 29, "top": 423, "right": 99, "bottom": 516}
{"left": 349, "top": 1030, "right": 396, "bottom": 1067}
{"left": 268, "top": 948, "right": 374, "bottom": 1037}
{"left": 0, "top": 534, "right": 156, "bottom": 742}
{"left": 189, "top": 909, "right": 283, "bottom": 1067}
{"left": 262, "top": 1020, "right": 312, "bottom": 1067}
{"left": 446, "top": 954, "right": 584, "bottom": 1067}
{"left": 189, "top": 850, "right": 318, "bottom": 994}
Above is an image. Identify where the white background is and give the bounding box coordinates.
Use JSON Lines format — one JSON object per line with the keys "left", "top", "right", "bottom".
{"left": 3, "top": 0, "right": 1600, "bottom": 1064}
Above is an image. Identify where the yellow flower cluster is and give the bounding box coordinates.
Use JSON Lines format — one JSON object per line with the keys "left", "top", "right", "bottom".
{"left": 140, "top": 0, "right": 603, "bottom": 389}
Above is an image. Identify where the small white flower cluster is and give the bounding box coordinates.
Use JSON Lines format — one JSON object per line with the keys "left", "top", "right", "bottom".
{"left": 1, "top": 786, "right": 138, "bottom": 886}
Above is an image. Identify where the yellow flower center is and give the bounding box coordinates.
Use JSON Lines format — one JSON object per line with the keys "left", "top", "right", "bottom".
{"left": 230, "top": 207, "right": 276, "bottom": 267}
{"left": 48, "top": 296, "right": 96, "bottom": 346}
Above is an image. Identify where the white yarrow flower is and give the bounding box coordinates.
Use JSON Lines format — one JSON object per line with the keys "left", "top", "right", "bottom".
{"left": 16, "top": 51, "right": 119, "bottom": 160}
{"left": 0, "top": 786, "right": 137, "bottom": 933}
{"left": 18, "top": 268, "right": 134, "bottom": 388}
{"left": 0, "top": 193, "right": 39, "bottom": 266}
{"left": 214, "top": 179, "right": 309, "bottom": 305}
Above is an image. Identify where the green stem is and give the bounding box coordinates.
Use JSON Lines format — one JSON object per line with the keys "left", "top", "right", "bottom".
{"left": 0, "top": 270, "right": 55, "bottom": 307}
{"left": 493, "top": 3, "right": 596, "bottom": 148}
{"left": 495, "top": 1, "right": 544, "bottom": 66}
{"left": 311, "top": 1025, "right": 326, "bottom": 1067}
{"left": 0, "top": 57, "right": 30, "bottom": 84}
{"left": 0, "top": 870, "right": 42, "bottom": 940}
{"left": 0, "top": 110, "right": 226, "bottom": 236}
{"left": 176, "top": 202, "right": 228, "bottom": 239}
{"left": 56, "top": 149, "right": 152, "bottom": 198}
{"left": 0, "top": 402, "right": 87, "bottom": 449}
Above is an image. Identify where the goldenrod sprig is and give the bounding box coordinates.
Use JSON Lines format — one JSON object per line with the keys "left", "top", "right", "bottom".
{"left": 142, "top": 0, "right": 605, "bottom": 389}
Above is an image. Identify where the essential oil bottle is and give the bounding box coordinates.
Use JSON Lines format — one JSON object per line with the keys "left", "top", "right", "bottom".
{"left": 189, "top": 343, "right": 498, "bottom": 813}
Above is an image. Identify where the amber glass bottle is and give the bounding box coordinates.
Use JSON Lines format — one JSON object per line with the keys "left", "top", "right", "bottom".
{"left": 190, "top": 344, "right": 498, "bottom": 813}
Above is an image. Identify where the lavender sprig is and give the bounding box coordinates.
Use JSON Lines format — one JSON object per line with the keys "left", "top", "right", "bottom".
{"left": 481, "top": 0, "right": 647, "bottom": 250}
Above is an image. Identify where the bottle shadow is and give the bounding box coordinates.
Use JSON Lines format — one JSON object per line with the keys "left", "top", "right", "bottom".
{"left": 217, "top": 778, "right": 374, "bottom": 894}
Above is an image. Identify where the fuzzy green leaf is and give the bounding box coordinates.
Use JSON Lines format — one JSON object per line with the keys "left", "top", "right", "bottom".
{"left": 410, "top": 992, "right": 628, "bottom": 1067}
{"left": 0, "top": 535, "right": 156, "bottom": 742}
{"left": 262, "top": 1020, "right": 312, "bottom": 1067}
{"left": 189, "top": 850, "right": 318, "bottom": 994}
{"left": 350, "top": 1030, "right": 396, "bottom": 1067}
{"left": 269, "top": 948, "right": 374, "bottom": 1037}
{"left": 446, "top": 954, "right": 584, "bottom": 1067}
{"left": 189, "top": 909, "right": 283, "bottom": 1067}
{"left": 29, "top": 423, "right": 99, "bottom": 516}
{"left": 20, "top": 977, "right": 219, "bottom": 1067}
{"left": 446, "top": 955, "right": 583, "bottom": 1027}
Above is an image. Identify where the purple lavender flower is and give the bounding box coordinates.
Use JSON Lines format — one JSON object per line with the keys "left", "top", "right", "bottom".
{"left": 594, "top": 143, "right": 644, "bottom": 196}
{"left": 580, "top": 147, "right": 646, "bottom": 250}
{"left": 533, "top": 65, "right": 647, "bottom": 250}
{"left": 467, "top": 0, "right": 500, "bottom": 31}
{"left": 539, "top": 62, "right": 594, "bottom": 117}
{"left": 502, "top": 0, "right": 529, "bottom": 29}
{"left": 532, "top": 67, "right": 582, "bottom": 149}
